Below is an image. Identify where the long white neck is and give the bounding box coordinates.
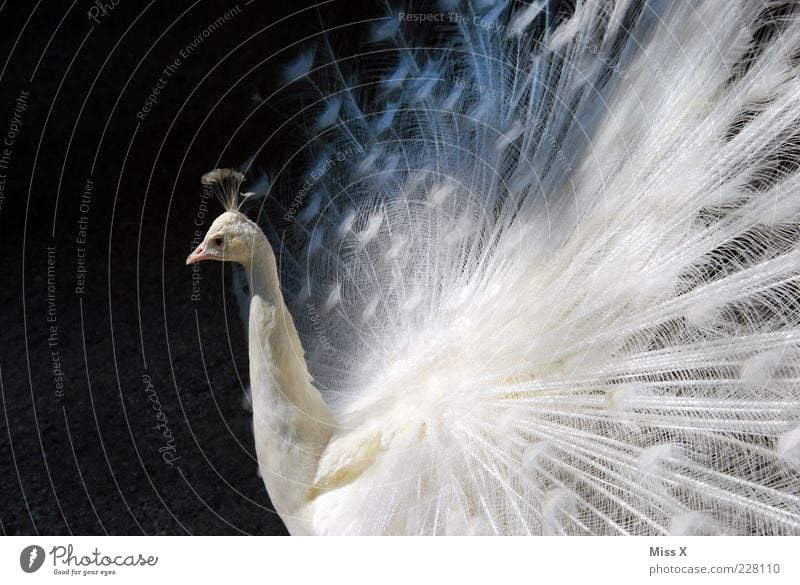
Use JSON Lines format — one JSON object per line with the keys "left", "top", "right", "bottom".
{"left": 243, "top": 229, "right": 336, "bottom": 534}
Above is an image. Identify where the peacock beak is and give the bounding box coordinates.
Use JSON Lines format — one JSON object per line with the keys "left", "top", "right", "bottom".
{"left": 186, "top": 244, "right": 210, "bottom": 265}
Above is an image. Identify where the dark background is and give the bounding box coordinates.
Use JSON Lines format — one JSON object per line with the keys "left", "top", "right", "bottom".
{"left": 0, "top": 0, "right": 388, "bottom": 535}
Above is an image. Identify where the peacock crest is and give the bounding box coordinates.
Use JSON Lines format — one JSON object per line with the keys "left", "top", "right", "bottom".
{"left": 200, "top": 168, "right": 248, "bottom": 213}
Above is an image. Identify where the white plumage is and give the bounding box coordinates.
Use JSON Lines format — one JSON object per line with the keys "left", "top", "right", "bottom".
{"left": 188, "top": 0, "right": 800, "bottom": 534}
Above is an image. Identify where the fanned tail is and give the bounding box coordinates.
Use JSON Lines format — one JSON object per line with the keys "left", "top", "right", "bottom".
{"left": 250, "top": 0, "right": 800, "bottom": 534}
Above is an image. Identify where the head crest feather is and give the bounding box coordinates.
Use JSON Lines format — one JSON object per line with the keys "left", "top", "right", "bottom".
{"left": 201, "top": 168, "right": 246, "bottom": 212}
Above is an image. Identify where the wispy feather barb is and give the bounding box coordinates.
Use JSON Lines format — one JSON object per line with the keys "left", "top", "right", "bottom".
{"left": 201, "top": 168, "right": 246, "bottom": 212}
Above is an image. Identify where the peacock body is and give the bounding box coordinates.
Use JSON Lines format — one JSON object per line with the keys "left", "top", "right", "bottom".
{"left": 193, "top": 0, "right": 800, "bottom": 535}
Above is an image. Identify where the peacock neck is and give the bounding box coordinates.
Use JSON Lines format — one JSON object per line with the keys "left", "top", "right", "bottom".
{"left": 244, "top": 229, "right": 336, "bottom": 533}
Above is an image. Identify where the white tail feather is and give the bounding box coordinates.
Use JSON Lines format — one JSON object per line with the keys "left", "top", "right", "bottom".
{"left": 248, "top": 0, "right": 800, "bottom": 534}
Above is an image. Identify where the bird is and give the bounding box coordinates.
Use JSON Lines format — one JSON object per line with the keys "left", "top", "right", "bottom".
{"left": 186, "top": 0, "right": 800, "bottom": 535}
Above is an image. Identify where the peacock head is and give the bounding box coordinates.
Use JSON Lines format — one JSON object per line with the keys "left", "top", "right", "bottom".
{"left": 185, "top": 210, "right": 262, "bottom": 267}
{"left": 185, "top": 169, "right": 262, "bottom": 268}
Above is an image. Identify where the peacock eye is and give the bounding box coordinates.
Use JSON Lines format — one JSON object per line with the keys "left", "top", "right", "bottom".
{"left": 213, "top": 236, "right": 224, "bottom": 247}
